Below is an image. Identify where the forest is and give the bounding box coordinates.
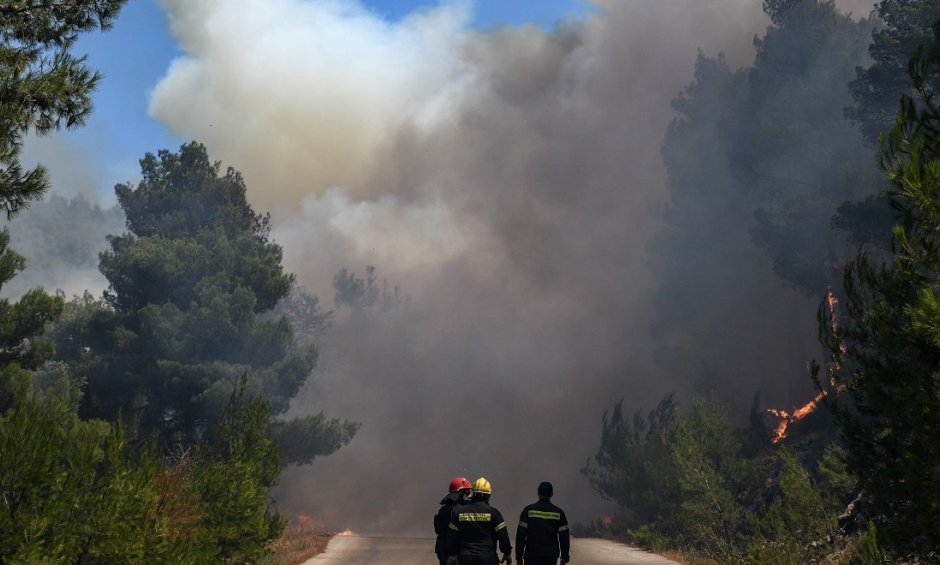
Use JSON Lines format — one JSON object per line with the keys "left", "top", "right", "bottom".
{"left": 585, "top": 0, "right": 940, "bottom": 562}
{"left": 1, "top": 0, "right": 939, "bottom": 563}
{"left": 0, "top": 2, "right": 356, "bottom": 560}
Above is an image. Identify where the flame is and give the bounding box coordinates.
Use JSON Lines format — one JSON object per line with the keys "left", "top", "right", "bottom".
{"left": 337, "top": 529, "right": 356, "bottom": 536}
{"left": 767, "top": 290, "right": 845, "bottom": 444}
{"left": 827, "top": 291, "right": 847, "bottom": 361}
{"left": 768, "top": 390, "right": 827, "bottom": 444}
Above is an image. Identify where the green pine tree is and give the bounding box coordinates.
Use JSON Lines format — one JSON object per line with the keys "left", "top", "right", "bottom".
{"left": 0, "top": 228, "right": 63, "bottom": 371}
{"left": 847, "top": 0, "right": 940, "bottom": 144}
{"left": 187, "top": 377, "right": 286, "bottom": 562}
{"left": 0, "top": 241, "right": 205, "bottom": 561}
{"left": 0, "top": 0, "right": 127, "bottom": 218}
{"left": 822, "top": 28, "right": 940, "bottom": 556}
{"left": 746, "top": 446, "right": 848, "bottom": 564}
{"left": 582, "top": 393, "right": 681, "bottom": 538}
{"left": 53, "top": 142, "right": 357, "bottom": 463}
{"left": 669, "top": 398, "right": 757, "bottom": 562}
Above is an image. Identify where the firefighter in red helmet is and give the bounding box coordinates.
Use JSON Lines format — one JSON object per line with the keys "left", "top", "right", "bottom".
{"left": 435, "top": 476, "right": 472, "bottom": 564}
{"left": 447, "top": 477, "right": 512, "bottom": 565}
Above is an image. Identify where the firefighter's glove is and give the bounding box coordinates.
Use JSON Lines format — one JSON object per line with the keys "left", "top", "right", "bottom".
{"left": 446, "top": 556, "right": 458, "bottom": 565}
{"left": 501, "top": 553, "right": 512, "bottom": 565}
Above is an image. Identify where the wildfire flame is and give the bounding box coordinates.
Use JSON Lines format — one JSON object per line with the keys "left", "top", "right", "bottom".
{"left": 337, "top": 529, "right": 356, "bottom": 536}
{"left": 767, "top": 291, "right": 845, "bottom": 444}
{"left": 768, "top": 390, "right": 827, "bottom": 444}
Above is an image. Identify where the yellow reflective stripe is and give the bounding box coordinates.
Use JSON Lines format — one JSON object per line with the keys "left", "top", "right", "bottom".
{"left": 518, "top": 521, "right": 528, "bottom": 528}
{"left": 459, "top": 513, "right": 492, "bottom": 522}
{"left": 495, "top": 522, "right": 506, "bottom": 531}
{"left": 558, "top": 524, "right": 569, "bottom": 532}
{"left": 449, "top": 523, "right": 459, "bottom": 531}
{"left": 528, "top": 510, "right": 561, "bottom": 521}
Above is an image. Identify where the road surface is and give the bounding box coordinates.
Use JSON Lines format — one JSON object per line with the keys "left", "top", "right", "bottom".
{"left": 304, "top": 535, "right": 680, "bottom": 564}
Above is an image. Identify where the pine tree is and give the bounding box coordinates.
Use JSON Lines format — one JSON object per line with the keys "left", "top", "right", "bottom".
{"left": 53, "top": 142, "right": 357, "bottom": 463}
{"left": 669, "top": 399, "right": 756, "bottom": 562}
{"left": 582, "top": 394, "right": 680, "bottom": 533}
{"left": 822, "top": 28, "right": 940, "bottom": 555}
{"left": 848, "top": 0, "right": 940, "bottom": 143}
{"left": 1, "top": 235, "right": 204, "bottom": 561}
{"left": 0, "top": 0, "right": 127, "bottom": 217}
{"left": 0, "top": 228, "right": 62, "bottom": 370}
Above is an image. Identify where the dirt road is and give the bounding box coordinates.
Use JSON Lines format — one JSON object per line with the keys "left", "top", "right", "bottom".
{"left": 303, "top": 535, "right": 680, "bottom": 564}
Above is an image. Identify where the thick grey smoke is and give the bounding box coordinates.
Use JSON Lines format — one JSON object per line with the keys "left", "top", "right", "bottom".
{"left": 839, "top": 0, "right": 876, "bottom": 16}
{"left": 143, "top": 0, "right": 872, "bottom": 533}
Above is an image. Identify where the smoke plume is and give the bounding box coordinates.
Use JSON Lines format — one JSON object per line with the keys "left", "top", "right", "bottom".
{"left": 143, "top": 0, "right": 872, "bottom": 533}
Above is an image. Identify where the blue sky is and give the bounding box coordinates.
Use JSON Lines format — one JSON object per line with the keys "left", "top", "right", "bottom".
{"left": 58, "top": 0, "right": 589, "bottom": 200}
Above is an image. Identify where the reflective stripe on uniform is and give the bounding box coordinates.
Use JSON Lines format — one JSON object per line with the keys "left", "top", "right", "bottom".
{"left": 518, "top": 521, "right": 528, "bottom": 528}
{"left": 495, "top": 522, "right": 506, "bottom": 531}
{"left": 450, "top": 523, "right": 460, "bottom": 531}
{"left": 558, "top": 524, "right": 569, "bottom": 532}
{"left": 528, "top": 510, "right": 561, "bottom": 521}
{"left": 459, "top": 513, "right": 492, "bottom": 522}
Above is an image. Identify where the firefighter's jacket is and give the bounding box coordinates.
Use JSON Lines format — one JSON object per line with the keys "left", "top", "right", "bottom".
{"left": 434, "top": 492, "right": 463, "bottom": 555}
{"left": 515, "top": 497, "right": 570, "bottom": 562}
{"left": 448, "top": 498, "right": 512, "bottom": 563}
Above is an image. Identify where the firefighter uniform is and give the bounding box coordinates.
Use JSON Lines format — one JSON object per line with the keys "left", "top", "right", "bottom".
{"left": 448, "top": 498, "right": 512, "bottom": 565}
{"left": 515, "top": 494, "right": 570, "bottom": 565}
{"left": 435, "top": 490, "right": 466, "bottom": 564}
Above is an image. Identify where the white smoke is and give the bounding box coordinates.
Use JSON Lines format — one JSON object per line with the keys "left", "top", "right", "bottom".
{"left": 151, "top": 0, "right": 474, "bottom": 210}
{"left": 146, "top": 0, "right": 872, "bottom": 533}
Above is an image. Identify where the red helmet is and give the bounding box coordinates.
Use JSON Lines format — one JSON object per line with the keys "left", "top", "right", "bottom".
{"left": 449, "top": 476, "right": 472, "bottom": 492}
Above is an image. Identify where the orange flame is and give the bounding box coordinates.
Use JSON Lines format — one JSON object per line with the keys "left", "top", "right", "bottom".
{"left": 767, "top": 290, "right": 845, "bottom": 444}
{"left": 337, "top": 529, "right": 356, "bottom": 536}
{"left": 768, "top": 390, "right": 827, "bottom": 444}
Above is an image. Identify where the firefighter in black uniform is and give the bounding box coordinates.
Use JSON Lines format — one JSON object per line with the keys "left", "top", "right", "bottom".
{"left": 447, "top": 477, "right": 513, "bottom": 565}
{"left": 515, "top": 482, "right": 570, "bottom": 565}
{"left": 435, "top": 476, "right": 472, "bottom": 565}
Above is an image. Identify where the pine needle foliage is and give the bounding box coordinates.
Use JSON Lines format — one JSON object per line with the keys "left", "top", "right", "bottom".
{"left": 0, "top": 0, "right": 127, "bottom": 218}
{"left": 821, "top": 26, "right": 940, "bottom": 556}
{"left": 53, "top": 142, "right": 358, "bottom": 462}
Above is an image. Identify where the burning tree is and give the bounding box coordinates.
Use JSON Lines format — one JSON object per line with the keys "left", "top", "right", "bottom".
{"left": 767, "top": 291, "right": 845, "bottom": 445}
{"left": 821, "top": 30, "right": 940, "bottom": 556}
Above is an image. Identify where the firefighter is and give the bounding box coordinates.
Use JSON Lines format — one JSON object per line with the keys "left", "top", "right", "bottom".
{"left": 435, "top": 476, "right": 472, "bottom": 565}
{"left": 515, "top": 482, "right": 570, "bottom": 565}
{"left": 447, "top": 477, "right": 513, "bottom": 565}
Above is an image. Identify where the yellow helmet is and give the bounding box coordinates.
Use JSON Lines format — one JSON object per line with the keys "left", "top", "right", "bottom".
{"left": 472, "top": 477, "right": 492, "bottom": 495}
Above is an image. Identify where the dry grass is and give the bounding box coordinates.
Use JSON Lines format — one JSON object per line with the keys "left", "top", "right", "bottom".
{"left": 268, "top": 527, "right": 333, "bottom": 564}
{"left": 656, "top": 550, "right": 719, "bottom": 565}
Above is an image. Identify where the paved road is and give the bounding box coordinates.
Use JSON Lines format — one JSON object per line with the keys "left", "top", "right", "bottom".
{"left": 304, "top": 535, "right": 680, "bottom": 564}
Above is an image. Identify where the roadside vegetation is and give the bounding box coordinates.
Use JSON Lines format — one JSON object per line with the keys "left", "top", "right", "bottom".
{"left": 0, "top": 1, "right": 354, "bottom": 561}
{"left": 587, "top": 1, "right": 940, "bottom": 561}
{"left": 4, "top": 0, "right": 940, "bottom": 562}
{"left": 267, "top": 525, "right": 332, "bottom": 564}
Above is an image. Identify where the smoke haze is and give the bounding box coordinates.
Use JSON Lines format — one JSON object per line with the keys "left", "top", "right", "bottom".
{"left": 147, "top": 0, "right": 777, "bottom": 532}
{"left": 6, "top": 0, "right": 879, "bottom": 534}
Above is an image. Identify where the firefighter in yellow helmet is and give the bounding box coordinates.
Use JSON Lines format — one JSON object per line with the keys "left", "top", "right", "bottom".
{"left": 447, "top": 477, "right": 513, "bottom": 565}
